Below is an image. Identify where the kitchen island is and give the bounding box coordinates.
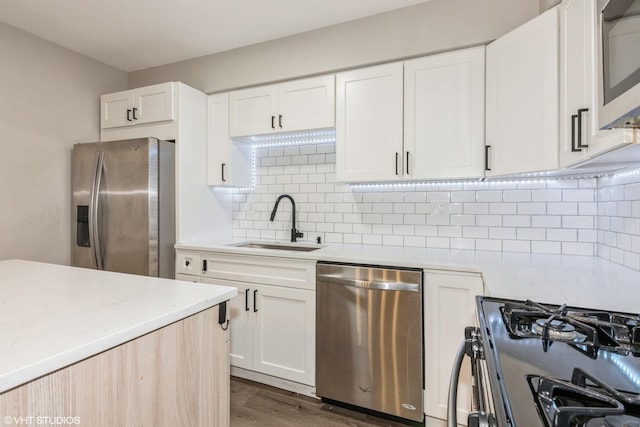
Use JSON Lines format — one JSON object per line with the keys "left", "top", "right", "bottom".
{"left": 0, "top": 259, "right": 237, "bottom": 427}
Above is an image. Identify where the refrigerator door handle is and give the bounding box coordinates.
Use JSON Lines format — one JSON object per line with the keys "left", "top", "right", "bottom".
{"left": 89, "top": 151, "right": 105, "bottom": 270}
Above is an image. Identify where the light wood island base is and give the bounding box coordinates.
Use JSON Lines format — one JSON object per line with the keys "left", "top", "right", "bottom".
{"left": 0, "top": 305, "right": 229, "bottom": 427}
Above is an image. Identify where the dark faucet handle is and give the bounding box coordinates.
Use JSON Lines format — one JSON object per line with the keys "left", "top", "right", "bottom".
{"left": 291, "top": 228, "right": 303, "bottom": 242}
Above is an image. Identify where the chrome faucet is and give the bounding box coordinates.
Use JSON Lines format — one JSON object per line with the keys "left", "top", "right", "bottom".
{"left": 270, "top": 194, "right": 303, "bottom": 242}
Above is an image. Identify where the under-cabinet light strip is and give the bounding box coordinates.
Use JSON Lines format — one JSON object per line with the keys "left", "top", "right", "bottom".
{"left": 228, "top": 135, "right": 640, "bottom": 193}
{"left": 248, "top": 129, "right": 336, "bottom": 147}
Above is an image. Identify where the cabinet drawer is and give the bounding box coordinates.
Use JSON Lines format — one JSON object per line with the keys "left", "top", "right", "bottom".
{"left": 202, "top": 253, "right": 315, "bottom": 290}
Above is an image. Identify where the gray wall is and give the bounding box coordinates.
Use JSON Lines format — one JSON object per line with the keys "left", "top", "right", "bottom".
{"left": 129, "top": 0, "right": 539, "bottom": 93}
{"left": 0, "top": 22, "right": 127, "bottom": 265}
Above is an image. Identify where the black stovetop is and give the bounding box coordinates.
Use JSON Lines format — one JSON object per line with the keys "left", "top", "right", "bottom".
{"left": 478, "top": 297, "right": 640, "bottom": 427}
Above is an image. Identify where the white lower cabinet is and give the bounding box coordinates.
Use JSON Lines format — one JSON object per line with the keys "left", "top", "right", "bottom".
{"left": 423, "top": 269, "right": 484, "bottom": 424}
{"left": 176, "top": 250, "right": 316, "bottom": 386}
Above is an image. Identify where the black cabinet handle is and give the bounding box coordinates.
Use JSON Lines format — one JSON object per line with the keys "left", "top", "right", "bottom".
{"left": 485, "top": 145, "right": 491, "bottom": 171}
{"left": 395, "top": 152, "right": 399, "bottom": 175}
{"left": 279, "top": 115, "right": 283, "bottom": 129}
{"left": 132, "top": 107, "right": 138, "bottom": 120}
{"left": 571, "top": 114, "right": 581, "bottom": 152}
{"left": 253, "top": 290, "right": 258, "bottom": 312}
{"left": 406, "top": 151, "right": 410, "bottom": 175}
{"left": 202, "top": 259, "right": 208, "bottom": 273}
{"left": 271, "top": 116, "right": 275, "bottom": 129}
{"left": 577, "top": 108, "right": 589, "bottom": 148}
{"left": 245, "top": 289, "right": 250, "bottom": 311}
{"left": 126, "top": 109, "right": 132, "bottom": 122}
{"left": 221, "top": 163, "right": 226, "bottom": 182}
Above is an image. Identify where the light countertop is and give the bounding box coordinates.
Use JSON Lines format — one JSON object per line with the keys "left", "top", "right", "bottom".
{"left": 0, "top": 259, "right": 237, "bottom": 393}
{"left": 176, "top": 240, "right": 640, "bottom": 314}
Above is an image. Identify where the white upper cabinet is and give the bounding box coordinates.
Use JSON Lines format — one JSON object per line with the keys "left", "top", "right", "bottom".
{"left": 278, "top": 75, "right": 335, "bottom": 133}
{"left": 207, "top": 93, "right": 251, "bottom": 187}
{"left": 336, "top": 62, "right": 404, "bottom": 182}
{"left": 101, "top": 90, "right": 134, "bottom": 129}
{"left": 485, "top": 7, "right": 559, "bottom": 176}
{"left": 337, "top": 49, "right": 485, "bottom": 183}
{"left": 229, "top": 85, "right": 278, "bottom": 137}
{"left": 404, "top": 46, "right": 485, "bottom": 180}
{"left": 101, "top": 82, "right": 175, "bottom": 129}
{"left": 229, "top": 75, "right": 335, "bottom": 137}
{"left": 560, "top": 0, "right": 635, "bottom": 167}
{"left": 559, "top": 0, "right": 596, "bottom": 166}
{"left": 133, "top": 83, "right": 176, "bottom": 125}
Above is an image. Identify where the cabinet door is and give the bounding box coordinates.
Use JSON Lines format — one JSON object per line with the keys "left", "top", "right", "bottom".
{"left": 278, "top": 75, "right": 335, "bottom": 132}
{"left": 207, "top": 93, "right": 252, "bottom": 187}
{"left": 133, "top": 82, "right": 175, "bottom": 125}
{"left": 559, "top": 0, "right": 595, "bottom": 166}
{"left": 101, "top": 90, "right": 134, "bottom": 129}
{"left": 404, "top": 47, "right": 485, "bottom": 180}
{"left": 207, "top": 93, "right": 231, "bottom": 186}
{"left": 423, "top": 270, "right": 483, "bottom": 423}
{"left": 229, "top": 85, "right": 278, "bottom": 137}
{"left": 486, "top": 7, "right": 559, "bottom": 176}
{"left": 252, "top": 284, "right": 315, "bottom": 386}
{"left": 336, "top": 62, "right": 404, "bottom": 182}
{"left": 201, "top": 277, "right": 253, "bottom": 371}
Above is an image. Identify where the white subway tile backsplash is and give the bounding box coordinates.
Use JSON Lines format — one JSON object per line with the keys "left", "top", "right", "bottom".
{"left": 404, "top": 235, "right": 426, "bottom": 247}
{"left": 547, "top": 202, "right": 578, "bottom": 215}
{"left": 561, "top": 216, "right": 594, "bottom": 229}
{"left": 490, "top": 227, "right": 516, "bottom": 240}
{"left": 547, "top": 228, "right": 577, "bottom": 242}
{"left": 503, "top": 190, "right": 531, "bottom": 202}
{"left": 490, "top": 203, "right": 517, "bottom": 215}
{"left": 451, "top": 214, "right": 476, "bottom": 226}
{"left": 503, "top": 215, "right": 531, "bottom": 227}
{"left": 503, "top": 240, "right": 531, "bottom": 253}
{"left": 476, "top": 239, "right": 502, "bottom": 251}
{"left": 476, "top": 191, "right": 502, "bottom": 203}
{"left": 531, "top": 216, "right": 561, "bottom": 228}
{"left": 383, "top": 235, "right": 404, "bottom": 246}
{"left": 426, "top": 236, "right": 449, "bottom": 248}
{"left": 450, "top": 238, "right": 476, "bottom": 250}
{"left": 531, "top": 189, "right": 562, "bottom": 202}
{"left": 233, "top": 144, "right": 640, "bottom": 269}
{"left": 517, "top": 203, "right": 547, "bottom": 215}
{"left": 438, "top": 225, "right": 463, "bottom": 238}
{"left": 451, "top": 191, "right": 475, "bottom": 203}
{"left": 463, "top": 226, "right": 489, "bottom": 239}
{"left": 517, "top": 228, "right": 546, "bottom": 241}
{"left": 532, "top": 241, "right": 561, "bottom": 254}
{"left": 562, "top": 242, "right": 594, "bottom": 256}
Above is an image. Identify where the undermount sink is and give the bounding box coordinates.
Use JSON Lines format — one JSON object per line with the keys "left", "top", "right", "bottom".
{"left": 230, "top": 241, "right": 322, "bottom": 252}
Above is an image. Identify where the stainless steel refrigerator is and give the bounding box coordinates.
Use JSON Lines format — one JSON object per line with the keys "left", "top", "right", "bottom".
{"left": 71, "top": 137, "right": 175, "bottom": 278}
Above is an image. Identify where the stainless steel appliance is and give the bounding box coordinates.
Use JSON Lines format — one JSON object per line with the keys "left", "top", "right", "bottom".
{"left": 598, "top": 0, "right": 640, "bottom": 128}
{"left": 449, "top": 297, "right": 640, "bottom": 427}
{"left": 71, "top": 137, "right": 175, "bottom": 278}
{"left": 316, "top": 262, "right": 423, "bottom": 422}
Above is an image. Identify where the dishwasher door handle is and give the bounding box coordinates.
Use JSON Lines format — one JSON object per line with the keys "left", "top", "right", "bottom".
{"left": 317, "top": 274, "right": 420, "bottom": 292}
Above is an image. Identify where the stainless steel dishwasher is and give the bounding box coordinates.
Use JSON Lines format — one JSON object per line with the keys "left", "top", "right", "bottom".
{"left": 316, "top": 262, "right": 423, "bottom": 422}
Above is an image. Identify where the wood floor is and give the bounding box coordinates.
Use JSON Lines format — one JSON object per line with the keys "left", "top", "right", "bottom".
{"left": 230, "top": 377, "right": 413, "bottom": 427}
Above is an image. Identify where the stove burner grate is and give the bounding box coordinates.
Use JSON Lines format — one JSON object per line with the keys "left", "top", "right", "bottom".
{"left": 501, "top": 300, "right": 640, "bottom": 357}
{"left": 529, "top": 368, "right": 640, "bottom": 427}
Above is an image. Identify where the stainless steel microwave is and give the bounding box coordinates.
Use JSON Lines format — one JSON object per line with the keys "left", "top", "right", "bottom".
{"left": 598, "top": 0, "right": 640, "bottom": 129}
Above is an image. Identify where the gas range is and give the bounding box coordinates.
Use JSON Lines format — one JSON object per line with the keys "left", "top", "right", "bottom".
{"left": 471, "top": 297, "right": 640, "bottom": 427}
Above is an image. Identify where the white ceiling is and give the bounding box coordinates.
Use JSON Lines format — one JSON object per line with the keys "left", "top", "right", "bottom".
{"left": 0, "top": 0, "right": 432, "bottom": 72}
